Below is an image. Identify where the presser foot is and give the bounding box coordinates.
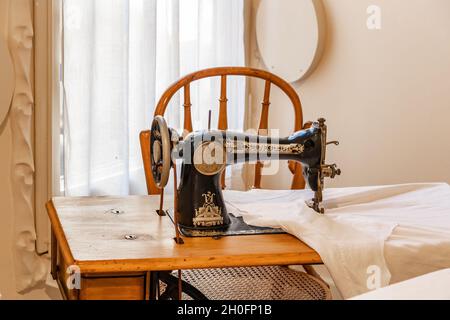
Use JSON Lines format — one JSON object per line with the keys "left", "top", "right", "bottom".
{"left": 306, "top": 199, "right": 325, "bottom": 214}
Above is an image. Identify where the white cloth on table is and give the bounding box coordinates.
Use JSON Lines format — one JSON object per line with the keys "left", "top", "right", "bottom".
{"left": 223, "top": 183, "right": 450, "bottom": 299}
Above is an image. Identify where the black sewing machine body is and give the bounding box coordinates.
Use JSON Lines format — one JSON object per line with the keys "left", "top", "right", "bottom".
{"left": 175, "top": 127, "right": 323, "bottom": 230}
{"left": 150, "top": 117, "right": 341, "bottom": 233}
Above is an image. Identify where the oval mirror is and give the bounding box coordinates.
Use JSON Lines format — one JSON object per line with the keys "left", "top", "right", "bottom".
{"left": 256, "top": 0, "right": 326, "bottom": 83}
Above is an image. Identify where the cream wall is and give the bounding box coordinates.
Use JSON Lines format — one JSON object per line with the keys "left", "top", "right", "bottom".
{"left": 249, "top": 0, "right": 450, "bottom": 189}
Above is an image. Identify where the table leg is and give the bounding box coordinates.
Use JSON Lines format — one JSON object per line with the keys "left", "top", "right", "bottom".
{"left": 149, "top": 272, "right": 159, "bottom": 300}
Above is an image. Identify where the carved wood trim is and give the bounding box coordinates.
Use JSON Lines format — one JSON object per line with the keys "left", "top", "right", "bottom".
{"left": 0, "top": 31, "right": 14, "bottom": 125}
{"left": 8, "top": 0, "right": 47, "bottom": 292}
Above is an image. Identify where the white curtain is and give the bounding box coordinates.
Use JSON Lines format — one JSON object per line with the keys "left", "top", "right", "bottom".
{"left": 63, "top": 0, "right": 245, "bottom": 196}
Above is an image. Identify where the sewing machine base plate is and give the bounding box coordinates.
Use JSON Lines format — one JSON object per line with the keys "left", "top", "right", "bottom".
{"left": 166, "top": 209, "right": 285, "bottom": 238}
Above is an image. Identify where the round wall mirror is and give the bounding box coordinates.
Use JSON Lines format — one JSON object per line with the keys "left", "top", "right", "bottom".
{"left": 256, "top": 0, "right": 326, "bottom": 83}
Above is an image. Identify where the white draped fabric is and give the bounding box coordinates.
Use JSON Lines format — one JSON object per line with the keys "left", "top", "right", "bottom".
{"left": 225, "top": 183, "right": 450, "bottom": 298}
{"left": 63, "top": 0, "right": 245, "bottom": 196}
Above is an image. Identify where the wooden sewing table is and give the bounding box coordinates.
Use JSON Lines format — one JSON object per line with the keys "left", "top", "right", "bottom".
{"left": 46, "top": 195, "right": 322, "bottom": 300}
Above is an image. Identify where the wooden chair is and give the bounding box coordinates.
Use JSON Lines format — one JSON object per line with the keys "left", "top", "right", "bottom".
{"left": 140, "top": 67, "right": 328, "bottom": 300}
{"left": 141, "top": 66, "right": 311, "bottom": 194}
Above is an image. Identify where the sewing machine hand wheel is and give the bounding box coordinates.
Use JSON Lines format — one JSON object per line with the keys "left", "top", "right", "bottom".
{"left": 151, "top": 116, "right": 172, "bottom": 189}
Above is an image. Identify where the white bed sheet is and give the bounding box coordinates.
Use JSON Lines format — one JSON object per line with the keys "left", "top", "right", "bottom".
{"left": 223, "top": 183, "right": 450, "bottom": 299}
{"left": 350, "top": 268, "right": 450, "bottom": 300}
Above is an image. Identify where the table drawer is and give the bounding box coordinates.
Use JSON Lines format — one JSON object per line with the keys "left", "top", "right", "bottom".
{"left": 79, "top": 275, "right": 147, "bottom": 300}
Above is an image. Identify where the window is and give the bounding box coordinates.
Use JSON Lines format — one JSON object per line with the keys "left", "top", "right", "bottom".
{"left": 61, "top": 0, "right": 245, "bottom": 196}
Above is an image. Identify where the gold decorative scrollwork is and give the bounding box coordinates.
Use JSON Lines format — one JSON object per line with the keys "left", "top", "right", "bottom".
{"left": 225, "top": 139, "right": 304, "bottom": 154}
{"left": 193, "top": 192, "right": 224, "bottom": 227}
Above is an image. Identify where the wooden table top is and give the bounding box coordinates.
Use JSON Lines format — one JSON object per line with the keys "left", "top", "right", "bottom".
{"left": 47, "top": 195, "right": 322, "bottom": 273}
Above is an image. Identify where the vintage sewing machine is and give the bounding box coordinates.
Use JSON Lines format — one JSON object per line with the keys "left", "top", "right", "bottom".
{"left": 150, "top": 116, "right": 341, "bottom": 237}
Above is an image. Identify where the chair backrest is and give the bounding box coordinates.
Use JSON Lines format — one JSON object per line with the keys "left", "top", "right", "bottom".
{"left": 140, "top": 66, "right": 308, "bottom": 195}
